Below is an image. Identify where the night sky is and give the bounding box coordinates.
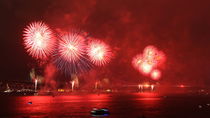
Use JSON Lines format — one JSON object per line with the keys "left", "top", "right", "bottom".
{"left": 1, "top": 0, "right": 210, "bottom": 86}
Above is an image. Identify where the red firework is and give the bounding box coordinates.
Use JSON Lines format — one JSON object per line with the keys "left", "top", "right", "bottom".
{"left": 132, "top": 54, "right": 143, "bottom": 70}
{"left": 58, "top": 33, "right": 86, "bottom": 62}
{"left": 150, "top": 69, "right": 161, "bottom": 80}
{"left": 23, "top": 21, "right": 55, "bottom": 60}
{"left": 53, "top": 32, "right": 92, "bottom": 75}
{"left": 143, "top": 45, "right": 160, "bottom": 67}
{"left": 143, "top": 46, "right": 157, "bottom": 60}
{"left": 140, "top": 62, "right": 153, "bottom": 74}
{"left": 132, "top": 45, "right": 166, "bottom": 79}
{"left": 87, "top": 40, "right": 112, "bottom": 66}
{"left": 132, "top": 55, "right": 153, "bottom": 75}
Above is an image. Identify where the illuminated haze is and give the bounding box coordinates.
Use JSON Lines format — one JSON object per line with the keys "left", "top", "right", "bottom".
{"left": 1, "top": 0, "right": 210, "bottom": 86}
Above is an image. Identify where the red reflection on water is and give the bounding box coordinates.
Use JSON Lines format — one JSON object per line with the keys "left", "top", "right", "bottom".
{"left": 136, "top": 92, "right": 158, "bottom": 97}
{"left": 4, "top": 93, "right": 164, "bottom": 118}
{"left": 86, "top": 94, "right": 111, "bottom": 110}
{"left": 135, "top": 92, "right": 161, "bottom": 108}
{"left": 22, "top": 96, "right": 53, "bottom": 103}
{"left": 14, "top": 95, "right": 111, "bottom": 117}
{"left": 87, "top": 94, "right": 110, "bottom": 100}
{"left": 13, "top": 96, "right": 54, "bottom": 117}
{"left": 179, "top": 84, "right": 185, "bottom": 88}
{"left": 135, "top": 92, "right": 162, "bottom": 117}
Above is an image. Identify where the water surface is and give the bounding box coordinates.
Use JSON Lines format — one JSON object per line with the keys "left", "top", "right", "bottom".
{"left": 1, "top": 93, "right": 210, "bottom": 118}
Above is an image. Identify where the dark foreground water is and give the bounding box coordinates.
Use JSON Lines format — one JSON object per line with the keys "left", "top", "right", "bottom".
{"left": 1, "top": 92, "right": 210, "bottom": 118}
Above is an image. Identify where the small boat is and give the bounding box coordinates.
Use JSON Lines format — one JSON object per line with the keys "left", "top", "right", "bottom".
{"left": 28, "top": 102, "right": 32, "bottom": 104}
{"left": 91, "top": 108, "right": 109, "bottom": 116}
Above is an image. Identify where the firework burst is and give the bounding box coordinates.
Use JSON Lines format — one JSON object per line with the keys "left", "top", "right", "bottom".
{"left": 87, "top": 40, "right": 112, "bottom": 66}
{"left": 53, "top": 32, "right": 92, "bottom": 75}
{"left": 23, "top": 21, "right": 55, "bottom": 60}
{"left": 58, "top": 33, "right": 86, "bottom": 62}
{"left": 132, "top": 45, "right": 166, "bottom": 80}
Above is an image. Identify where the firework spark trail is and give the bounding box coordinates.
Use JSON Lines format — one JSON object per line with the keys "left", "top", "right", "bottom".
{"left": 54, "top": 56, "right": 92, "bottom": 75}
{"left": 23, "top": 21, "right": 55, "bottom": 60}
{"left": 53, "top": 32, "right": 92, "bottom": 75}
{"left": 58, "top": 33, "right": 86, "bottom": 62}
{"left": 87, "top": 40, "right": 112, "bottom": 66}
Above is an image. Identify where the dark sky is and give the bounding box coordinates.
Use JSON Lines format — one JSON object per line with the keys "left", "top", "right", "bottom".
{"left": 1, "top": 0, "right": 210, "bottom": 86}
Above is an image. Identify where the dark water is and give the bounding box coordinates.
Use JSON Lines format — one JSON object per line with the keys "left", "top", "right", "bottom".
{"left": 1, "top": 93, "right": 210, "bottom": 118}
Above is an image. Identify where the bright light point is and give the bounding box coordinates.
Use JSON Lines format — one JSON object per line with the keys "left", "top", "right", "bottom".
{"left": 35, "top": 32, "right": 43, "bottom": 40}
{"left": 137, "top": 60, "right": 141, "bottom": 64}
{"left": 151, "top": 85, "right": 154, "bottom": 90}
{"left": 36, "top": 40, "right": 42, "bottom": 47}
{"left": 138, "top": 84, "right": 142, "bottom": 89}
{"left": 179, "top": 84, "right": 185, "bottom": 88}
{"left": 87, "top": 40, "right": 112, "bottom": 66}
{"left": 67, "top": 44, "right": 77, "bottom": 50}
{"left": 97, "top": 52, "right": 104, "bottom": 60}
{"left": 151, "top": 69, "right": 161, "bottom": 80}
{"left": 34, "top": 32, "right": 45, "bottom": 48}
{"left": 144, "top": 84, "right": 150, "bottom": 88}
{"left": 92, "top": 47, "right": 104, "bottom": 60}
{"left": 141, "top": 62, "right": 153, "bottom": 74}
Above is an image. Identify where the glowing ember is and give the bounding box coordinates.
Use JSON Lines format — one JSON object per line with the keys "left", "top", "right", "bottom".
{"left": 87, "top": 40, "right": 112, "bottom": 66}
{"left": 150, "top": 69, "right": 161, "bottom": 80}
{"left": 23, "top": 21, "right": 55, "bottom": 59}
